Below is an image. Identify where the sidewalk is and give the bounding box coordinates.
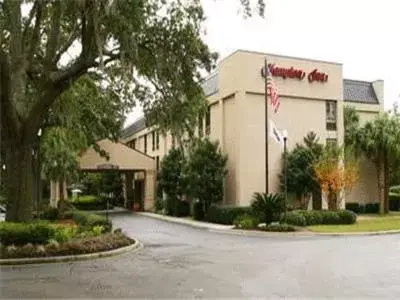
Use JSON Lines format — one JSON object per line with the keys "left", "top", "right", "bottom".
{"left": 137, "top": 212, "right": 234, "bottom": 230}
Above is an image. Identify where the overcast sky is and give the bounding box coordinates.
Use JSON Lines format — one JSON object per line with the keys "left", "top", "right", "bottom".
{"left": 125, "top": 0, "right": 399, "bottom": 126}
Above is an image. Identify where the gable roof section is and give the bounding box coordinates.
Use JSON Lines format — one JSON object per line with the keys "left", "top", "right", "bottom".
{"left": 343, "top": 79, "right": 379, "bottom": 104}
{"left": 79, "top": 139, "right": 154, "bottom": 171}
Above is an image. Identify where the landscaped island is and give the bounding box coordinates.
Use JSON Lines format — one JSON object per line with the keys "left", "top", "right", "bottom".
{"left": 0, "top": 208, "right": 134, "bottom": 260}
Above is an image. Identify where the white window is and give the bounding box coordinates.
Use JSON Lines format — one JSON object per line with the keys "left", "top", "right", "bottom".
{"left": 326, "top": 101, "right": 337, "bottom": 131}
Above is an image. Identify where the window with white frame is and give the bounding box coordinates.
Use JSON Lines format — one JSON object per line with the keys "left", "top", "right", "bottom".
{"left": 326, "top": 101, "right": 337, "bottom": 131}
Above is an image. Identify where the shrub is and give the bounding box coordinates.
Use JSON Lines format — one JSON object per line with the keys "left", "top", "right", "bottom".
{"left": 192, "top": 201, "right": 205, "bottom": 220}
{"left": 155, "top": 197, "right": 164, "bottom": 212}
{"left": 0, "top": 222, "right": 57, "bottom": 246}
{"left": 251, "top": 192, "right": 285, "bottom": 225}
{"left": 39, "top": 207, "right": 60, "bottom": 221}
{"left": 71, "top": 195, "right": 112, "bottom": 211}
{"left": 53, "top": 226, "right": 78, "bottom": 243}
{"left": 233, "top": 214, "right": 259, "bottom": 229}
{"left": 389, "top": 193, "right": 400, "bottom": 211}
{"left": 345, "top": 202, "right": 362, "bottom": 214}
{"left": 205, "top": 205, "right": 252, "bottom": 225}
{"left": 71, "top": 211, "right": 112, "bottom": 232}
{"left": 336, "top": 210, "right": 357, "bottom": 224}
{"left": 176, "top": 200, "right": 190, "bottom": 217}
{"left": 262, "top": 223, "right": 297, "bottom": 232}
{"left": 365, "top": 203, "right": 379, "bottom": 214}
{"left": 390, "top": 185, "right": 400, "bottom": 194}
{"left": 284, "top": 209, "right": 357, "bottom": 226}
{"left": 165, "top": 197, "right": 190, "bottom": 217}
{"left": 284, "top": 211, "right": 307, "bottom": 226}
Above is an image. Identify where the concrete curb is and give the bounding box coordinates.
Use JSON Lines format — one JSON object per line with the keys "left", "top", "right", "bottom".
{"left": 212, "top": 228, "right": 400, "bottom": 238}
{"left": 0, "top": 239, "right": 142, "bottom": 266}
{"left": 137, "top": 212, "right": 234, "bottom": 231}
{"left": 137, "top": 213, "right": 400, "bottom": 237}
{"left": 311, "top": 229, "right": 400, "bottom": 237}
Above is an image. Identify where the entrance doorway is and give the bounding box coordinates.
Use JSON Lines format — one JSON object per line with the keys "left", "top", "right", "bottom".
{"left": 133, "top": 179, "right": 145, "bottom": 211}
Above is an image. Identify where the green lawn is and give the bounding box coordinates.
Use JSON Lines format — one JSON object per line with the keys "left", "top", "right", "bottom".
{"left": 308, "top": 215, "right": 400, "bottom": 233}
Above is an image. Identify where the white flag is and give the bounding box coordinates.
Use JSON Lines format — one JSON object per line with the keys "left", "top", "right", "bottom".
{"left": 269, "top": 120, "right": 284, "bottom": 148}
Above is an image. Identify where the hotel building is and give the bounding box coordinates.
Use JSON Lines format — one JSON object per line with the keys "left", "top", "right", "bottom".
{"left": 120, "top": 50, "right": 383, "bottom": 209}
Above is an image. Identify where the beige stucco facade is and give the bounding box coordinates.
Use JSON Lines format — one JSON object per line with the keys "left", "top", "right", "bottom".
{"left": 121, "top": 50, "right": 384, "bottom": 210}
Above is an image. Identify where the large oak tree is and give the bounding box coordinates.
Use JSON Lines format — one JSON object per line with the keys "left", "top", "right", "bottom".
{"left": 0, "top": 0, "right": 265, "bottom": 222}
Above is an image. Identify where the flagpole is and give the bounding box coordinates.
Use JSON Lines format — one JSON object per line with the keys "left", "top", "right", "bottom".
{"left": 264, "top": 58, "right": 269, "bottom": 194}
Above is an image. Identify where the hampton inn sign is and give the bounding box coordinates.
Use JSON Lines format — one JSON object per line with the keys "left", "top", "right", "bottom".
{"left": 261, "top": 64, "right": 328, "bottom": 83}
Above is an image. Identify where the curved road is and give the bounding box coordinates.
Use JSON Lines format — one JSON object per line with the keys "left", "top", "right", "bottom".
{"left": 2, "top": 213, "right": 400, "bottom": 298}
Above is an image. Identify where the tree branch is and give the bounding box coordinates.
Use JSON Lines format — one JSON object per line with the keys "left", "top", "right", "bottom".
{"left": 4, "top": 0, "right": 23, "bottom": 70}
{"left": 45, "top": 0, "right": 62, "bottom": 66}
{"left": 53, "top": 23, "right": 80, "bottom": 64}
{"left": 27, "top": 0, "right": 43, "bottom": 67}
{"left": 0, "top": 52, "right": 20, "bottom": 137}
{"left": 22, "top": 0, "right": 38, "bottom": 45}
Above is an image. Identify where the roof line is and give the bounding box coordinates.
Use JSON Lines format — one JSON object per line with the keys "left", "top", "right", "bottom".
{"left": 218, "top": 49, "right": 343, "bottom": 66}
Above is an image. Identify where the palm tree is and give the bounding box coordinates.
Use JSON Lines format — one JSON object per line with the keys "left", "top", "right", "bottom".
{"left": 357, "top": 113, "right": 400, "bottom": 214}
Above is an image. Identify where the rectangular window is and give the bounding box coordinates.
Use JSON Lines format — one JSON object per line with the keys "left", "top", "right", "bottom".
{"left": 156, "top": 131, "right": 160, "bottom": 150}
{"left": 205, "top": 106, "right": 211, "bottom": 135}
{"left": 156, "top": 156, "right": 160, "bottom": 171}
{"left": 198, "top": 113, "right": 203, "bottom": 137}
{"left": 132, "top": 138, "right": 136, "bottom": 149}
{"left": 152, "top": 131, "right": 155, "bottom": 151}
{"left": 144, "top": 135, "right": 147, "bottom": 153}
{"left": 326, "top": 138, "right": 337, "bottom": 148}
{"left": 326, "top": 101, "right": 337, "bottom": 131}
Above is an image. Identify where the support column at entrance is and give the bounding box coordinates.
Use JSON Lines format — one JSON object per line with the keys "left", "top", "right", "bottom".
{"left": 125, "top": 172, "right": 134, "bottom": 210}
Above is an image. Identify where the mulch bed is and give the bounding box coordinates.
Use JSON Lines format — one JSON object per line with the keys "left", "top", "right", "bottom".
{"left": 0, "top": 233, "right": 135, "bottom": 259}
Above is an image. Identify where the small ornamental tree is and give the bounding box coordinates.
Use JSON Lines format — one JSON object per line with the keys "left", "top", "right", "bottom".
{"left": 281, "top": 131, "right": 323, "bottom": 208}
{"left": 185, "top": 138, "right": 228, "bottom": 214}
{"left": 158, "top": 148, "right": 186, "bottom": 216}
{"left": 313, "top": 145, "right": 359, "bottom": 210}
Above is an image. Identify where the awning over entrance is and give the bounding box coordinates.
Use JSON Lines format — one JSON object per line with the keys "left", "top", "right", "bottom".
{"left": 78, "top": 139, "right": 155, "bottom": 171}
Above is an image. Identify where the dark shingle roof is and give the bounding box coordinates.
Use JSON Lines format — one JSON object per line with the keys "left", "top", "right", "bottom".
{"left": 121, "top": 74, "right": 220, "bottom": 139}
{"left": 343, "top": 79, "right": 379, "bottom": 104}
{"left": 202, "top": 73, "right": 219, "bottom": 97}
{"left": 120, "top": 117, "right": 147, "bottom": 139}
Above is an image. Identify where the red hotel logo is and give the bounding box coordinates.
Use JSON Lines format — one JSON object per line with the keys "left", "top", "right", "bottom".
{"left": 261, "top": 64, "right": 328, "bottom": 83}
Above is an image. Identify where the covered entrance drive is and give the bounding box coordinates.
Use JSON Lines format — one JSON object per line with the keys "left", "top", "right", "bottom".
{"left": 50, "top": 139, "right": 156, "bottom": 211}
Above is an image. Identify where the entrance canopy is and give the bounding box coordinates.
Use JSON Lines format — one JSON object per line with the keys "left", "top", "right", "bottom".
{"left": 78, "top": 139, "right": 155, "bottom": 171}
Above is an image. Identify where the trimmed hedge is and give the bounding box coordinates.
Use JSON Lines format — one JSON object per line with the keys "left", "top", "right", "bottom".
{"left": 192, "top": 202, "right": 205, "bottom": 221}
{"left": 389, "top": 193, "right": 400, "bottom": 211}
{"left": 284, "top": 210, "right": 357, "bottom": 226}
{"left": 345, "top": 202, "right": 380, "bottom": 214}
{"left": 71, "top": 211, "right": 112, "bottom": 232}
{"left": 262, "top": 223, "right": 297, "bottom": 232}
{"left": 0, "top": 222, "right": 57, "bottom": 246}
{"left": 71, "top": 195, "right": 113, "bottom": 211}
{"left": 390, "top": 185, "right": 400, "bottom": 194}
{"left": 205, "top": 205, "right": 252, "bottom": 225}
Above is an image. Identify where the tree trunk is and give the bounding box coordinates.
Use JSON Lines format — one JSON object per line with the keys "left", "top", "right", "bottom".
{"left": 5, "top": 140, "right": 34, "bottom": 222}
{"left": 377, "top": 159, "right": 385, "bottom": 215}
{"left": 327, "top": 191, "right": 337, "bottom": 210}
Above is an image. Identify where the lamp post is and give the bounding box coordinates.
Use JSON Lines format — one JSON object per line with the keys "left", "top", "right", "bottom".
{"left": 36, "top": 128, "right": 42, "bottom": 212}
{"left": 282, "top": 129, "right": 288, "bottom": 222}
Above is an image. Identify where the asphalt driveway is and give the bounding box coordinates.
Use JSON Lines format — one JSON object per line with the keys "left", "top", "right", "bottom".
{"left": 2, "top": 213, "right": 400, "bottom": 298}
